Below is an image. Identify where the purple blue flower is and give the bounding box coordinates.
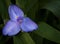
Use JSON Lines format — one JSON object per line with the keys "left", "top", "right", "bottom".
{"left": 2, "top": 4, "right": 38, "bottom": 36}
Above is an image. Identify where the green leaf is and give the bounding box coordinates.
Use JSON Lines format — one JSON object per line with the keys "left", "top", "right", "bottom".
{"left": 42, "top": 0, "right": 60, "bottom": 18}
{"left": 0, "top": 0, "right": 8, "bottom": 18}
{"left": 29, "top": 32, "right": 43, "bottom": 44}
{"left": 34, "top": 22, "right": 60, "bottom": 43}
{"left": 13, "top": 32, "right": 35, "bottom": 44}
{"left": 0, "top": 0, "right": 10, "bottom": 24}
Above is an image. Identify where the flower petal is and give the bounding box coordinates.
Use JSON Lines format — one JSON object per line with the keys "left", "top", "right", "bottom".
{"left": 8, "top": 4, "right": 24, "bottom": 21}
{"left": 21, "top": 17, "right": 38, "bottom": 32}
{"left": 2, "top": 20, "right": 21, "bottom": 36}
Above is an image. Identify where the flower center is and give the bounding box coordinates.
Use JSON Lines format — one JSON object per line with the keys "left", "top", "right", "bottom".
{"left": 17, "top": 17, "right": 23, "bottom": 24}
{"left": 19, "top": 20, "right": 22, "bottom": 23}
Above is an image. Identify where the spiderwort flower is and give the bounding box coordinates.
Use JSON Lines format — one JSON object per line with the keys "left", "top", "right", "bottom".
{"left": 2, "top": 4, "right": 38, "bottom": 36}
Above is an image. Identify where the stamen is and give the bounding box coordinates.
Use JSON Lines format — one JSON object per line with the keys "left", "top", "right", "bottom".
{"left": 19, "top": 20, "right": 22, "bottom": 23}
{"left": 16, "top": 16, "right": 18, "bottom": 19}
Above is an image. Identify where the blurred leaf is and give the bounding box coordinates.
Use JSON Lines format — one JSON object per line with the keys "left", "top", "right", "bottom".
{"left": 34, "top": 22, "right": 60, "bottom": 43}
{"left": 16, "top": 0, "right": 38, "bottom": 12}
{"left": 29, "top": 32, "right": 43, "bottom": 44}
{"left": 13, "top": 32, "right": 35, "bottom": 44}
{"left": 42, "top": 0, "right": 60, "bottom": 18}
{"left": 0, "top": 35, "right": 9, "bottom": 44}
{"left": 0, "top": 0, "right": 10, "bottom": 24}
{"left": 4, "top": 0, "right": 10, "bottom": 6}
{"left": 0, "top": 0, "right": 9, "bottom": 19}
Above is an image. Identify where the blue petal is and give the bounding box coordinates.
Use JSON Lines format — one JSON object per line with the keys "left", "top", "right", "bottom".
{"left": 8, "top": 4, "right": 24, "bottom": 21}
{"left": 2, "top": 20, "right": 21, "bottom": 36}
{"left": 21, "top": 17, "right": 38, "bottom": 32}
